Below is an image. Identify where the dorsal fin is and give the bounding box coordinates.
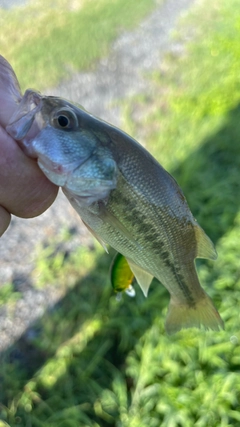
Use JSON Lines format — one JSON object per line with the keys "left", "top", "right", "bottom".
{"left": 194, "top": 225, "right": 217, "bottom": 260}
{"left": 126, "top": 259, "right": 153, "bottom": 297}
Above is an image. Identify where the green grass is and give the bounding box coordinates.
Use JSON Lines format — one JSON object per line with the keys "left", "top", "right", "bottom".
{"left": 0, "top": 0, "right": 156, "bottom": 91}
{"left": 0, "top": 283, "right": 22, "bottom": 305}
{"left": 1, "top": 0, "right": 240, "bottom": 426}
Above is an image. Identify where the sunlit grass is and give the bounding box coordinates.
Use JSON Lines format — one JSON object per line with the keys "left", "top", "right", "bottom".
{"left": 0, "top": 0, "right": 156, "bottom": 91}
{"left": 122, "top": 0, "right": 240, "bottom": 172}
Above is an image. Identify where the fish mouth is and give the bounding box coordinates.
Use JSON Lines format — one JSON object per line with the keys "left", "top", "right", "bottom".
{"left": 6, "top": 89, "right": 43, "bottom": 155}
{"left": 37, "top": 150, "right": 95, "bottom": 188}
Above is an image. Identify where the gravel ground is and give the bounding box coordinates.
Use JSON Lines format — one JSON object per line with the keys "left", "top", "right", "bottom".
{"left": 0, "top": 0, "right": 197, "bottom": 351}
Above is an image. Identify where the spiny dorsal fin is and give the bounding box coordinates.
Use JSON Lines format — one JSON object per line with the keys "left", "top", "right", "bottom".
{"left": 194, "top": 225, "right": 217, "bottom": 260}
{"left": 126, "top": 259, "right": 153, "bottom": 297}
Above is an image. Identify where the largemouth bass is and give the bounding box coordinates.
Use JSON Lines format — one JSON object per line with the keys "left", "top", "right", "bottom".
{"left": 1, "top": 55, "right": 223, "bottom": 334}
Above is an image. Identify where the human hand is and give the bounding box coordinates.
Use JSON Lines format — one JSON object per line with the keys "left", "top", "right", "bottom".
{"left": 0, "top": 56, "right": 58, "bottom": 237}
{"left": 0, "top": 126, "right": 58, "bottom": 237}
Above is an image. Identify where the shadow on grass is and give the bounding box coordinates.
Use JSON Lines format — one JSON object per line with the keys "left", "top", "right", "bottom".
{"left": 1, "top": 104, "right": 240, "bottom": 425}
{"left": 0, "top": 247, "right": 166, "bottom": 426}
{"left": 172, "top": 104, "right": 240, "bottom": 243}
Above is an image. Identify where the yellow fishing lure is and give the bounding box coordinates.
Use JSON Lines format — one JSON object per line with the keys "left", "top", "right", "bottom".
{"left": 110, "top": 253, "right": 135, "bottom": 297}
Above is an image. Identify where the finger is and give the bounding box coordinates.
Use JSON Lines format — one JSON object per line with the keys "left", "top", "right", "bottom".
{"left": 0, "top": 205, "right": 11, "bottom": 237}
{"left": 0, "top": 126, "right": 58, "bottom": 218}
{"left": 0, "top": 55, "right": 22, "bottom": 128}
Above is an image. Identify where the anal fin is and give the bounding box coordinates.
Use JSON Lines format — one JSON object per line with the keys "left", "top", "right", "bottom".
{"left": 126, "top": 259, "right": 153, "bottom": 297}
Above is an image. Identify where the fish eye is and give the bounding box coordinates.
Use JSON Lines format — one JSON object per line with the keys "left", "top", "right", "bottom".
{"left": 52, "top": 108, "right": 78, "bottom": 130}
{"left": 57, "top": 115, "right": 70, "bottom": 128}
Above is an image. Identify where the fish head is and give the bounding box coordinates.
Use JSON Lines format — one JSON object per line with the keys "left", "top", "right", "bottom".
{"left": 7, "top": 92, "right": 118, "bottom": 205}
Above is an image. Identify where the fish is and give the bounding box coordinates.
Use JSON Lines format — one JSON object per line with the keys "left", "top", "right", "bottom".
{"left": 1, "top": 55, "right": 224, "bottom": 334}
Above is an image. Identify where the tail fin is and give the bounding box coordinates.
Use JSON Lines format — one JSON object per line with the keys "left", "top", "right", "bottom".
{"left": 165, "top": 292, "right": 224, "bottom": 335}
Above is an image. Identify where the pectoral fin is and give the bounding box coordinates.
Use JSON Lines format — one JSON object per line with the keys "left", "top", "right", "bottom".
{"left": 99, "top": 206, "right": 142, "bottom": 250}
{"left": 126, "top": 259, "right": 153, "bottom": 297}
{"left": 82, "top": 220, "right": 109, "bottom": 253}
{"left": 194, "top": 225, "right": 217, "bottom": 260}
